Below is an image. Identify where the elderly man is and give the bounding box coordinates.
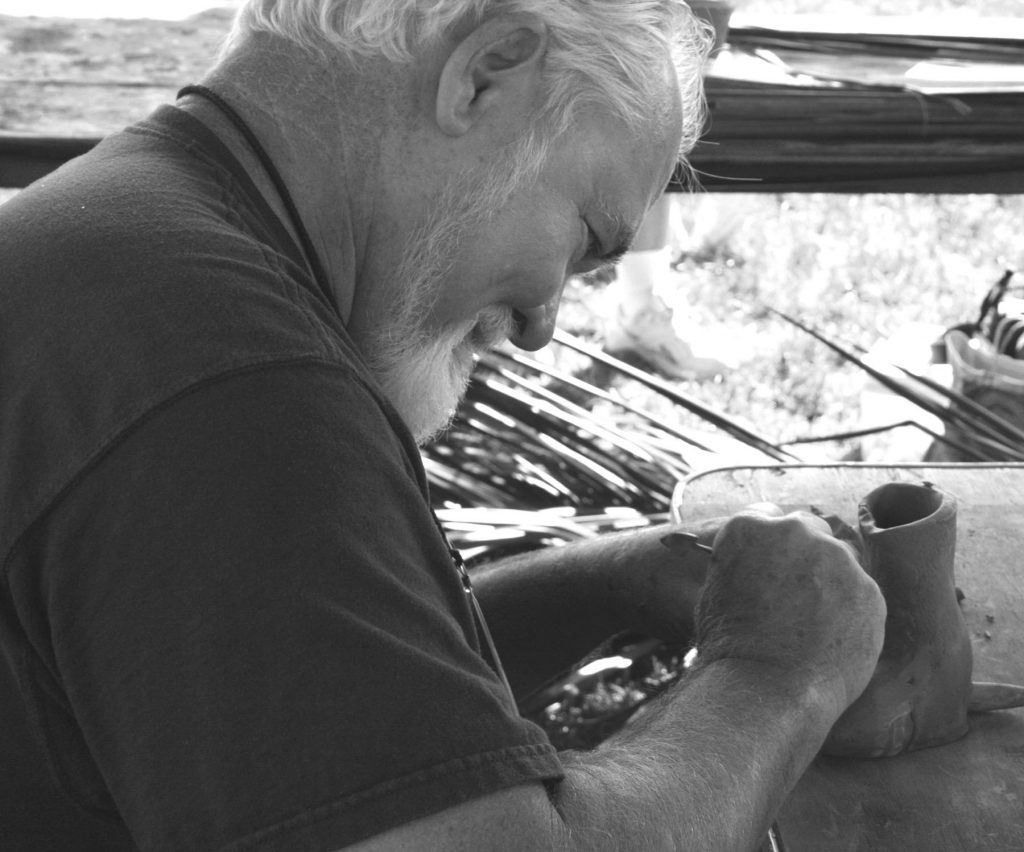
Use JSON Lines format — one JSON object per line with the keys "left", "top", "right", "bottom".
{"left": 0, "top": 1, "right": 885, "bottom": 850}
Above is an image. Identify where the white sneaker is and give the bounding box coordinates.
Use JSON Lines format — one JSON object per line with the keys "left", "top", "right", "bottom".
{"left": 603, "top": 300, "right": 727, "bottom": 381}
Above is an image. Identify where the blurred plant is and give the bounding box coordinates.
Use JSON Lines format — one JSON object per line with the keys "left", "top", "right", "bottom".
{"left": 424, "top": 329, "right": 793, "bottom": 521}
{"left": 768, "top": 270, "right": 1024, "bottom": 463}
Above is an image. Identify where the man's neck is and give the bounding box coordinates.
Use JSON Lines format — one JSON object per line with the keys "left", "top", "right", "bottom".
{"left": 181, "top": 31, "right": 460, "bottom": 363}
{"left": 179, "top": 41, "right": 375, "bottom": 325}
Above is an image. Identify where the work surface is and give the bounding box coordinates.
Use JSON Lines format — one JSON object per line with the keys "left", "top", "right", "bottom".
{"left": 674, "top": 463, "right": 1024, "bottom": 852}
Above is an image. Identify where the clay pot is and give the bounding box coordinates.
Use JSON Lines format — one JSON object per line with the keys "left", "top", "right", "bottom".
{"left": 824, "top": 481, "right": 973, "bottom": 758}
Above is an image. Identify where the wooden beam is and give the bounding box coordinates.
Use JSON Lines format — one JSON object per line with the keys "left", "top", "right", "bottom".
{"left": 3, "top": 83, "right": 1024, "bottom": 195}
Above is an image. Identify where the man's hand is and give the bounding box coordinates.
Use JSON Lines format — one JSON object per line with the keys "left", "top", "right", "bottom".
{"left": 696, "top": 509, "right": 887, "bottom": 715}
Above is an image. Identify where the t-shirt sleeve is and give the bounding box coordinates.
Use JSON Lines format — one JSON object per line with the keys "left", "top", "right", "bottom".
{"left": 14, "top": 362, "right": 562, "bottom": 851}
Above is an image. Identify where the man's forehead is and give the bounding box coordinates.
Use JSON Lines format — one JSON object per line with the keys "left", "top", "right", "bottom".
{"left": 592, "top": 128, "right": 678, "bottom": 249}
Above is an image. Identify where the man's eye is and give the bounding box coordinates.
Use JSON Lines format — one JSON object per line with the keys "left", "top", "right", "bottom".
{"left": 575, "top": 231, "right": 611, "bottom": 283}
{"left": 573, "top": 221, "right": 612, "bottom": 280}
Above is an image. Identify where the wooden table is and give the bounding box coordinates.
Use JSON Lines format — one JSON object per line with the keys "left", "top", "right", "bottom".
{"left": 672, "top": 463, "right": 1024, "bottom": 852}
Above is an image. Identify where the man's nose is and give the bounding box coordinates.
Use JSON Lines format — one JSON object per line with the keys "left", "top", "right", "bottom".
{"left": 509, "top": 279, "right": 568, "bottom": 351}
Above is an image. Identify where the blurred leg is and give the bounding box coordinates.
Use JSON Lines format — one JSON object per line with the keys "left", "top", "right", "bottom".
{"left": 604, "top": 195, "right": 726, "bottom": 381}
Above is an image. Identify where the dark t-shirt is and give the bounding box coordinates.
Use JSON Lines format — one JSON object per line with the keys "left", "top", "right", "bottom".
{"left": 0, "top": 105, "right": 562, "bottom": 851}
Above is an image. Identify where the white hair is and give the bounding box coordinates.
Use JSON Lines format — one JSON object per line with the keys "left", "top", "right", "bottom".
{"left": 224, "top": 0, "right": 711, "bottom": 159}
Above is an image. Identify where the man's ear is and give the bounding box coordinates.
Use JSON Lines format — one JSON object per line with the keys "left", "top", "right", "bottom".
{"left": 436, "top": 14, "right": 548, "bottom": 137}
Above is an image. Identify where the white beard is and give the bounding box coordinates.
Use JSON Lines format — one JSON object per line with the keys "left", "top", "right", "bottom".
{"left": 363, "top": 131, "right": 547, "bottom": 445}
{"left": 376, "top": 306, "right": 513, "bottom": 445}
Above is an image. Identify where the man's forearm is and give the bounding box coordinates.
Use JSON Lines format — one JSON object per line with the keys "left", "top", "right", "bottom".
{"left": 469, "top": 534, "right": 634, "bottom": 700}
{"left": 345, "top": 657, "right": 845, "bottom": 852}
{"left": 470, "top": 524, "right": 710, "bottom": 699}
{"left": 551, "top": 658, "right": 840, "bottom": 852}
